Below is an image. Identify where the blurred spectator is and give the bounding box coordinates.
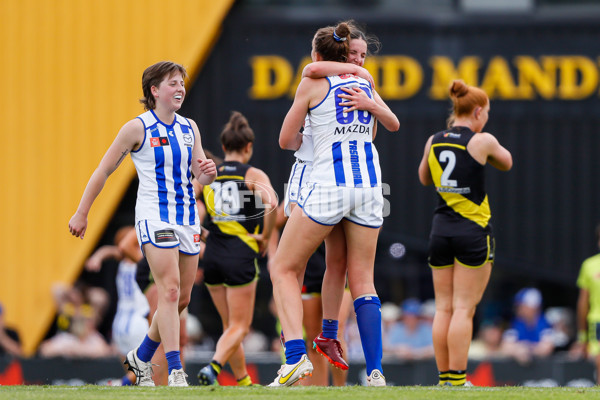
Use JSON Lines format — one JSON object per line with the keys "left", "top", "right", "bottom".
{"left": 469, "top": 319, "right": 507, "bottom": 360}
{"left": 344, "top": 311, "right": 365, "bottom": 362}
{"left": 386, "top": 298, "right": 434, "bottom": 360}
{"left": 501, "top": 288, "right": 555, "bottom": 364}
{"left": 420, "top": 299, "right": 436, "bottom": 324}
{"left": 381, "top": 302, "right": 401, "bottom": 348}
{"left": 39, "top": 300, "right": 112, "bottom": 358}
{"left": 243, "top": 327, "right": 269, "bottom": 353}
{"left": 0, "top": 302, "right": 22, "bottom": 357}
{"left": 184, "top": 313, "right": 214, "bottom": 353}
{"left": 50, "top": 281, "right": 110, "bottom": 336}
{"left": 544, "top": 307, "right": 574, "bottom": 353}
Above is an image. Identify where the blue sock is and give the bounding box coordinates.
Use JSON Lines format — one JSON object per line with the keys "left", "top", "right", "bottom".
{"left": 166, "top": 350, "right": 183, "bottom": 374}
{"left": 322, "top": 319, "right": 339, "bottom": 339}
{"left": 284, "top": 339, "right": 306, "bottom": 364}
{"left": 136, "top": 335, "right": 160, "bottom": 363}
{"left": 121, "top": 375, "right": 132, "bottom": 386}
{"left": 354, "top": 295, "right": 383, "bottom": 375}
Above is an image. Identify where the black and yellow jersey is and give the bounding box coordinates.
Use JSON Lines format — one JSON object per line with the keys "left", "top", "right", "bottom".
{"left": 427, "top": 126, "right": 491, "bottom": 236}
{"left": 202, "top": 161, "right": 262, "bottom": 253}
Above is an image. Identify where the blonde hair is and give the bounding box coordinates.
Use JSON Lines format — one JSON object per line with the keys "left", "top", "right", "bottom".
{"left": 447, "top": 80, "right": 489, "bottom": 128}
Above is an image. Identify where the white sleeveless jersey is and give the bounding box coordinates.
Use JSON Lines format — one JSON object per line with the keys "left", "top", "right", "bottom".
{"left": 131, "top": 110, "right": 198, "bottom": 225}
{"left": 293, "top": 116, "right": 314, "bottom": 162}
{"left": 308, "top": 75, "right": 380, "bottom": 187}
{"left": 112, "top": 260, "right": 150, "bottom": 331}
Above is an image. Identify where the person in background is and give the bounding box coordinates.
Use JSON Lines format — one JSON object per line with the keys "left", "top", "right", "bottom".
{"left": 501, "top": 288, "right": 555, "bottom": 364}
{"left": 544, "top": 307, "right": 574, "bottom": 353}
{"left": 68, "top": 61, "right": 217, "bottom": 386}
{"left": 418, "top": 79, "right": 512, "bottom": 386}
{"left": 196, "top": 111, "right": 277, "bottom": 386}
{"left": 381, "top": 302, "right": 402, "bottom": 349}
{"left": 84, "top": 225, "right": 150, "bottom": 386}
{"left": 468, "top": 319, "right": 507, "bottom": 361}
{"left": 0, "top": 303, "right": 22, "bottom": 357}
{"left": 386, "top": 298, "right": 434, "bottom": 360}
{"left": 39, "top": 298, "right": 112, "bottom": 358}
{"left": 570, "top": 224, "right": 600, "bottom": 383}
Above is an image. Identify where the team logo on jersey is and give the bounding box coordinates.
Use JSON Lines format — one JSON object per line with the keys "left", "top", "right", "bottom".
{"left": 155, "top": 229, "right": 176, "bottom": 243}
{"left": 150, "top": 137, "right": 170, "bottom": 147}
{"left": 183, "top": 134, "right": 193, "bottom": 147}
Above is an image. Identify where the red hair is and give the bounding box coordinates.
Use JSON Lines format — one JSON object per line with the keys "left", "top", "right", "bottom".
{"left": 447, "top": 80, "right": 489, "bottom": 127}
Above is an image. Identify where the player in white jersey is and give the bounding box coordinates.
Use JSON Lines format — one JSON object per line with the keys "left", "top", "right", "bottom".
{"left": 69, "top": 61, "right": 216, "bottom": 387}
{"left": 278, "top": 23, "right": 399, "bottom": 386}
{"left": 268, "top": 22, "right": 398, "bottom": 387}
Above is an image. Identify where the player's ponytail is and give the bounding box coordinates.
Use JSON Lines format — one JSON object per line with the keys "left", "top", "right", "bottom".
{"left": 312, "top": 22, "right": 351, "bottom": 63}
{"left": 220, "top": 111, "right": 255, "bottom": 152}
{"left": 447, "top": 79, "right": 488, "bottom": 128}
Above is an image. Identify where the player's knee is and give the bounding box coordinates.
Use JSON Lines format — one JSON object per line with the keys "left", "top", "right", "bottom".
{"left": 454, "top": 305, "right": 476, "bottom": 318}
{"left": 162, "top": 285, "right": 180, "bottom": 303}
{"left": 229, "top": 324, "right": 250, "bottom": 341}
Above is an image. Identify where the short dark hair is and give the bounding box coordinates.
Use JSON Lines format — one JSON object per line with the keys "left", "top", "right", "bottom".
{"left": 140, "top": 61, "right": 187, "bottom": 110}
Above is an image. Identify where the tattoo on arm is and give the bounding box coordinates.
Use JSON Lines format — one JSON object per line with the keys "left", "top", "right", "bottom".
{"left": 115, "top": 149, "right": 130, "bottom": 167}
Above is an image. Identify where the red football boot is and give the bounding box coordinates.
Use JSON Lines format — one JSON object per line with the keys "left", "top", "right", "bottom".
{"left": 313, "top": 333, "right": 349, "bottom": 370}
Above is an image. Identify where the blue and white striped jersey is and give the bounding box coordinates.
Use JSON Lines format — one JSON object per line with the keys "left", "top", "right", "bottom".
{"left": 308, "top": 74, "right": 380, "bottom": 188}
{"left": 131, "top": 110, "right": 197, "bottom": 225}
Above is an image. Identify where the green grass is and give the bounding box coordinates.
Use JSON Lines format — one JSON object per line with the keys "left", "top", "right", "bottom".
{"left": 1, "top": 386, "right": 600, "bottom": 400}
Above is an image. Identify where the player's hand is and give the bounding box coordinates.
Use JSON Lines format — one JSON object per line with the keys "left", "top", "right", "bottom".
{"left": 338, "top": 86, "right": 375, "bottom": 113}
{"left": 68, "top": 213, "right": 88, "bottom": 239}
{"left": 248, "top": 233, "right": 269, "bottom": 257}
{"left": 354, "top": 66, "right": 375, "bottom": 88}
{"left": 198, "top": 158, "right": 217, "bottom": 178}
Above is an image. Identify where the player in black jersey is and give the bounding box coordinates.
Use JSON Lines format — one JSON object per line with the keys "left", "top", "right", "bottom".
{"left": 418, "top": 80, "right": 512, "bottom": 387}
{"left": 196, "top": 112, "right": 277, "bottom": 386}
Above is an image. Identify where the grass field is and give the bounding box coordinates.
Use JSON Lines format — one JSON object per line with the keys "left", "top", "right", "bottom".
{"left": 1, "top": 386, "right": 600, "bottom": 400}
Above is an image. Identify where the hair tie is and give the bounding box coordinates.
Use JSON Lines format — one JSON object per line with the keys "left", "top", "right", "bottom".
{"left": 333, "top": 29, "right": 347, "bottom": 42}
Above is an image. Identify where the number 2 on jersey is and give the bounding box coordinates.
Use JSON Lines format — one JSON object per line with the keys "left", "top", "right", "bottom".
{"left": 439, "top": 150, "right": 457, "bottom": 187}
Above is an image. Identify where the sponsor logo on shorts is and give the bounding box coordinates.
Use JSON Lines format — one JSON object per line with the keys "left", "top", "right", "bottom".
{"left": 155, "top": 229, "right": 176, "bottom": 243}
{"left": 194, "top": 234, "right": 201, "bottom": 243}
